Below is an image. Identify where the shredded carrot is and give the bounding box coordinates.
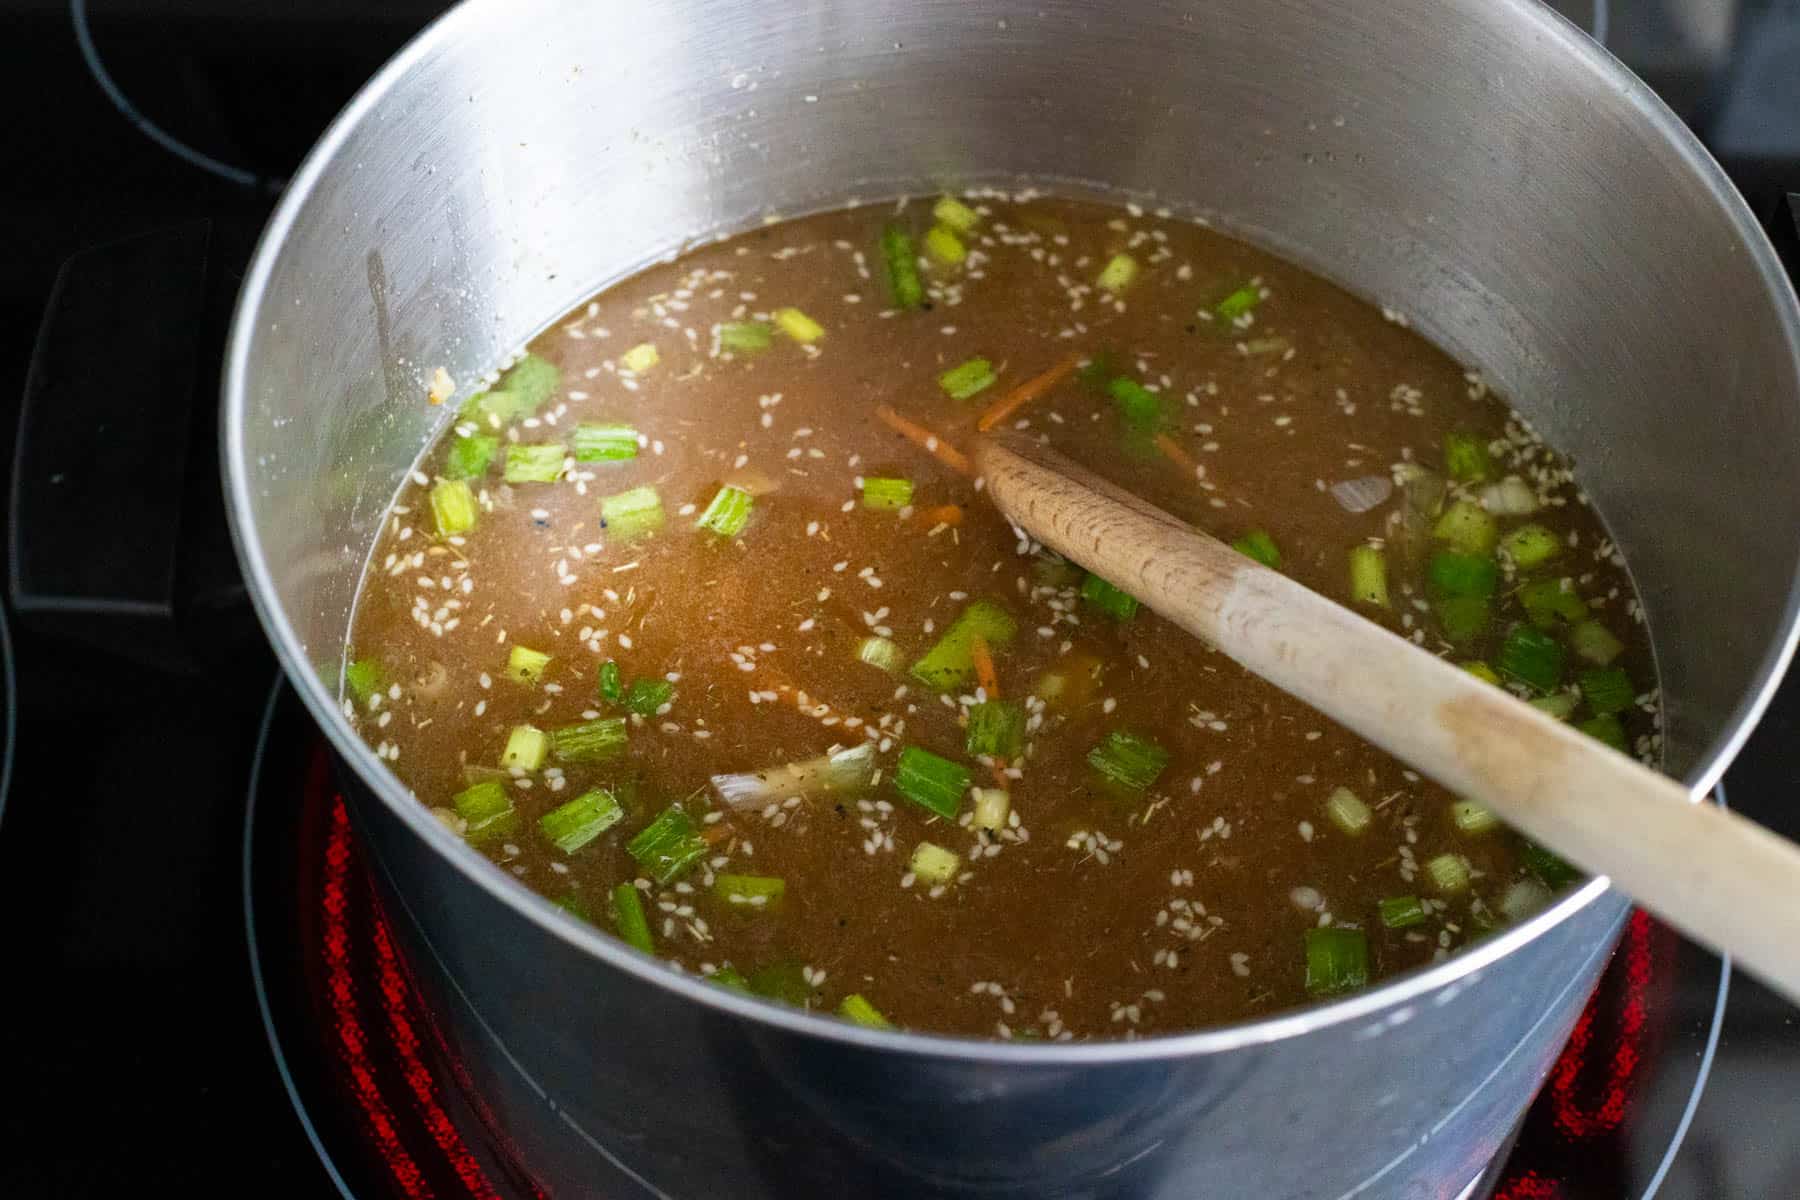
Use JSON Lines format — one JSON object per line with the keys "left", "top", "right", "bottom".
{"left": 976, "top": 352, "right": 1080, "bottom": 432}
{"left": 875, "top": 404, "right": 973, "bottom": 476}
{"left": 918, "top": 504, "right": 964, "bottom": 528}
{"left": 1154, "top": 432, "right": 1203, "bottom": 480}
{"left": 971, "top": 635, "right": 1000, "bottom": 698}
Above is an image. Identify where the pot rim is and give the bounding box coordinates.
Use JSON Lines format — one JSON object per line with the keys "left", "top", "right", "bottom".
{"left": 221, "top": 0, "right": 1800, "bottom": 1065}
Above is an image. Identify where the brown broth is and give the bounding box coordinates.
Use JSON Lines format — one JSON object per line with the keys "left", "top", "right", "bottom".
{"left": 344, "top": 195, "right": 1658, "bottom": 1039}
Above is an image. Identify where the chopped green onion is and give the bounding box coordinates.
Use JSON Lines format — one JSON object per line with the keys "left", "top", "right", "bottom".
{"left": 1214, "top": 282, "right": 1262, "bottom": 322}
{"left": 908, "top": 841, "right": 960, "bottom": 885}
{"left": 861, "top": 477, "right": 915, "bottom": 511}
{"left": 1434, "top": 595, "right": 1491, "bottom": 644}
{"left": 1444, "top": 431, "right": 1491, "bottom": 482}
{"left": 1461, "top": 661, "right": 1501, "bottom": 685}
{"left": 1233, "top": 530, "right": 1281, "bottom": 568}
{"left": 571, "top": 423, "right": 638, "bottom": 462}
{"left": 1569, "top": 620, "right": 1625, "bottom": 666}
{"left": 1086, "top": 729, "right": 1169, "bottom": 792}
{"left": 620, "top": 342, "right": 659, "bottom": 373}
{"left": 626, "top": 804, "right": 709, "bottom": 884}
{"left": 1497, "top": 626, "right": 1565, "bottom": 692}
{"left": 773, "top": 306, "right": 824, "bottom": 343}
{"left": 1378, "top": 895, "right": 1427, "bottom": 929}
{"left": 1578, "top": 667, "right": 1635, "bottom": 716}
{"left": 1106, "top": 376, "right": 1162, "bottom": 433}
{"left": 1520, "top": 578, "right": 1588, "bottom": 628}
{"left": 894, "top": 746, "right": 971, "bottom": 818}
{"left": 1080, "top": 572, "right": 1140, "bottom": 621}
{"left": 1433, "top": 500, "right": 1499, "bottom": 555}
{"left": 965, "top": 700, "right": 1025, "bottom": 758}
{"left": 880, "top": 224, "right": 924, "bottom": 310}
{"left": 444, "top": 435, "right": 498, "bottom": 480}
{"left": 1451, "top": 800, "right": 1499, "bottom": 835}
{"left": 1500, "top": 523, "right": 1562, "bottom": 569}
{"left": 717, "top": 321, "right": 772, "bottom": 353}
{"left": 857, "top": 637, "right": 903, "bottom": 673}
{"left": 1521, "top": 841, "right": 1580, "bottom": 889}
{"left": 1424, "top": 853, "right": 1472, "bottom": 893}
{"left": 506, "top": 644, "right": 552, "bottom": 685}
{"left": 550, "top": 717, "right": 628, "bottom": 764}
{"left": 344, "top": 658, "right": 384, "bottom": 704}
{"left": 1427, "top": 552, "right": 1499, "bottom": 599}
{"left": 601, "top": 484, "right": 665, "bottom": 540}
{"left": 452, "top": 780, "right": 515, "bottom": 841}
{"left": 1303, "top": 927, "right": 1369, "bottom": 998}
{"left": 1348, "top": 544, "right": 1391, "bottom": 608}
{"left": 1499, "top": 878, "right": 1554, "bottom": 923}
{"left": 715, "top": 874, "right": 786, "bottom": 907}
{"left": 501, "top": 724, "right": 549, "bottom": 771}
{"left": 430, "top": 479, "right": 479, "bottom": 537}
{"left": 708, "top": 966, "right": 748, "bottom": 992}
{"left": 460, "top": 389, "right": 526, "bottom": 426}
{"left": 610, "top": 883, "right": 654, "bottom": 953}
{"left": 932, "top": 195, "right": 981, "bottom": 232}
{"left": 460, "top": 354, "right": 559, "bottom": 425}
{"left": 598, "top": 660, "right": 623, "bottom": 702}
{"left": 539, "top": 787, "right": 624, "bottom": 853}
{"left": 970, "top": 787, "right": 1010, "bottom": 831}
{"left": 1530, "top": 691, "right": 1581, "bottom": 720}
{"left": 910, "top": 600, "right": 1018, "bottom": 690}
{"left": 1577, "top": 713, "right": 1628, "bottom": 752}
{"left": 625, "top": 678, "right": 674, "bottom": 716}
{"left": 499, "top": 353, "right": 559, "bottom": 407}
{"left": 554, "top": 893, "right": 591, "bottom": 923}
{"left": 1096, "top": 252, "right": 1139, "bottom": 293}
{"left": 709, "top": 743, "right": 876, "bottom": 809}
{"left": 747, "top": 962, "right": 813, "bottom": 1005}
{"left": 1324, "top": 786, "right": 1372, "bottom": 835}
{"left": 503, "top": 443, "right": 565, "bottom": 484}
{"left": 696, "top": 485, "right": 754, "bottom": 537}
{"left": 937, "top": 357, "right": 997, "bottom": 400}
{"left": 924, "top": 224, "right": 966, "bottom": 265}
{"left": 838, "top": 993, "right": 893, "bottom": 1028}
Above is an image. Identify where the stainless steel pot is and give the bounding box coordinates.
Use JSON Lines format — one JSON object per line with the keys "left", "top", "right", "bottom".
{"left": 221, "top": 0, "right": 1800, "bottom": 1195}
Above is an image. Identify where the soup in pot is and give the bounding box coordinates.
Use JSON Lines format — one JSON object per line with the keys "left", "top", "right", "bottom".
{"left": 342, "top": 193, "right": 1657, "bottom": 1038}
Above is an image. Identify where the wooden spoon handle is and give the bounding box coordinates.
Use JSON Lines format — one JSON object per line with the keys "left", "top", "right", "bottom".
{"left": 977, "top": 432, "right": 1800, "bottom": 1002}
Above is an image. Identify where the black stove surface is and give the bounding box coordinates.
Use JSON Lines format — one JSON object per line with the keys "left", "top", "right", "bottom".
{"left": 3, "top": 3, "right": 1799, "bottom": 1197}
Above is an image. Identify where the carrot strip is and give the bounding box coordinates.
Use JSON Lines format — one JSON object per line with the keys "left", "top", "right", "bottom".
{"left": 917, "top": 504, "right": 963, "bottom": 528}
{"left": 976, "top": 352, "right": 1080, "bottom": 432}
{"left": 1154, "top": 432, "right": 1203, "bottom": 480}
{"left": 875, "top": 405, "right": 973, "bottom": 476}
{"left": 971, "top": 635, "right": 1000, "bottom": 698}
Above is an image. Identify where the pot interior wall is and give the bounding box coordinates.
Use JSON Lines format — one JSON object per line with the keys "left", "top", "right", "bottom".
{"left": 230, "top": 0, "right": 1800, "bottom": 811}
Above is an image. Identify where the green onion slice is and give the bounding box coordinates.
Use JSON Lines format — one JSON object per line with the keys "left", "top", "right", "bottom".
{"left": 1087, "top": 729, "right": 1169, "bottom": 792}
{"left": 539, "top": 787, "right": 624, "bottom": 853}
{"left": 610, "top": 883, "right": 655, "bottom": 953}
{"left": 696, "top": 485, "right": 754, "bottom": 537}
{"left": 894, "top": 747, "right": 971, "bottom": 818}
{"left": 1304, "top": 927, "right": 1369, "bottom": 997}
{"left": 626, "top": 804, "right": 709, "bottom": 884}
{"left": 571, "top": 423, "right": 639, "bottom": 462}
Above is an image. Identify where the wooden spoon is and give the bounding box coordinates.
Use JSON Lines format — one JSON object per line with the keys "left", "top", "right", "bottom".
{"left": 975, "top": 432, "right": 1800, "bottom": 1003}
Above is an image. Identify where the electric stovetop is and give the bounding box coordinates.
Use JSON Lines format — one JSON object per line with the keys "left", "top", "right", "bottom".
{"left": 4, "top": 2, "right": 1800, "bottom": 1196}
